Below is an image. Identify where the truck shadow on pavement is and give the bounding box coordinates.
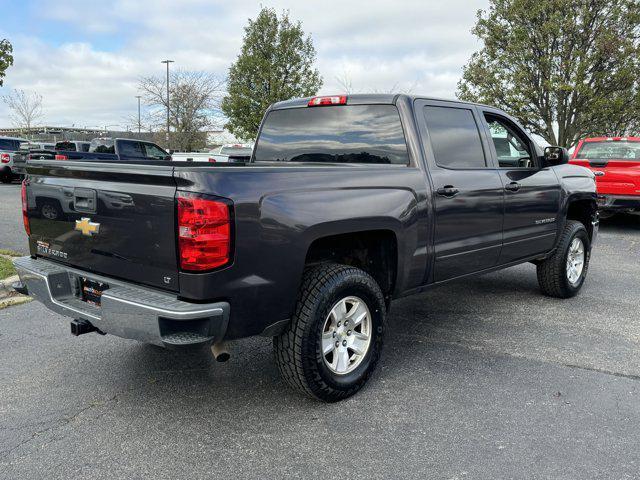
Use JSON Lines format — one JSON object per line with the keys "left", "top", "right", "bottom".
{"left": 106, "top": 263, "right": 551, "bottom": 410}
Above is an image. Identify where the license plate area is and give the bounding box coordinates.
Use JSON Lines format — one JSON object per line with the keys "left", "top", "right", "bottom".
{"left": 79, "top": 277, "right": 108, "bottom": 306}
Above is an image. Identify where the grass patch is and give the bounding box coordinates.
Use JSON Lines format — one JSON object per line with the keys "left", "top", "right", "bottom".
{"left": 0, "top": 256, "right": 16, "bottom": 280}
{"left": 0, "top": 249, "right": 22, "bottom": 257}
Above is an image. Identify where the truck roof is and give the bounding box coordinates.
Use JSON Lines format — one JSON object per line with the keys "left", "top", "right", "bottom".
{"left": 271, "top": 93, "right": 494, "bottom": 110}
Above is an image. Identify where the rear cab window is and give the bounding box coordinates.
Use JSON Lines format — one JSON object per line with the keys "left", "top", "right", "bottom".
{"left": 575, "top": 140, "right": 640, "bottom": 161}
{"left": 253, "top": 104, "right": 409, "bottom": 165}
{"left": 56, "top": 141, "right": 77, "bottom": 151}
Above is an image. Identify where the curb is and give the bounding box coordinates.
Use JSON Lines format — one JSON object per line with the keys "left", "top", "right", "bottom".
{"left": 0, "top": 295, "right": 32, "bottom": 309}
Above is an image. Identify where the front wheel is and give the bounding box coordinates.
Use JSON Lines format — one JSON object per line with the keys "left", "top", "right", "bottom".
{"left": 537, "top": 220, "right": 591, "bottom": 298}
{"left": 274, "top": 263, "right": 386, "bottom": 402}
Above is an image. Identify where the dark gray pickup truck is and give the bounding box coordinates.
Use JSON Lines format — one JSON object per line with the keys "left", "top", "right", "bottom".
{"left": 14, "top": 94, "right": 598, "bottom": 401}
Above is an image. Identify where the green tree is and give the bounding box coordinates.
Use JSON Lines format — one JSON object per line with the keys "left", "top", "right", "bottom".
{"left": 457, "top": 0, "right": 640, "bottom": 148}
{"left": 0, "top": 39, "right": 14, "bottom": 87}
{"left": 222, "top": 8, "right": 323, "bottom": 140}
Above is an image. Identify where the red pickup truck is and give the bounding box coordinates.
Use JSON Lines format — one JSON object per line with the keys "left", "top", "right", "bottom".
{"left": 570, "top": 137, "right": 640, "bottom": 215}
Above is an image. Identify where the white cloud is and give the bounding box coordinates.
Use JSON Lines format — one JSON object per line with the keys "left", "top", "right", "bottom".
{"left": 0, "top": 0, "right": 488, "bottom": 128}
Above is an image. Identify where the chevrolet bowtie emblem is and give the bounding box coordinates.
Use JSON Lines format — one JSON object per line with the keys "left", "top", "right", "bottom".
{"left": 75, "top": 217, "right": 100, "bottom": 236}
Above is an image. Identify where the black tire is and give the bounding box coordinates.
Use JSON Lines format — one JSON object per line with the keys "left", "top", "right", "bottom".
{"left": 274, "top": 263, "right": 386, "bottom": 402}
{"left": 1, "top": 172, "right": 11, "bottom": 184}
{"left": 38, "top": 200, "right": 63, "bottom": 220}
{"left": 537, "top": 220, "right": 591, "bottom": 298}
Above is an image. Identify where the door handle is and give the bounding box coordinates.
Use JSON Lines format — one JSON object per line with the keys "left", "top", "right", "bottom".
{"left": 436, "top": 185, "right": 459, "bottom": 197}
{"left": 504, "top": 182, "right": 521, "bottom": 192}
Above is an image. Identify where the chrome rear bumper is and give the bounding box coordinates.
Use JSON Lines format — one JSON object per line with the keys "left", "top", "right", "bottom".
{"left": 13, "top": 256, "right": 229, "bottom": 348}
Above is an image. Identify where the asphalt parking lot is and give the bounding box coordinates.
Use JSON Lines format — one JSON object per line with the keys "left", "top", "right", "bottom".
{"left": 1, "top": 182, "right": 640, "bottom": 479}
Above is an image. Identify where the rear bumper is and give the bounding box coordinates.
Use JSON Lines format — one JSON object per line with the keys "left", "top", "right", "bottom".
{"left": 597, "top": 194, "right": 640, "bottom": 211}
{"left": 13, "top": 256, "right": 229, "bottom": 348}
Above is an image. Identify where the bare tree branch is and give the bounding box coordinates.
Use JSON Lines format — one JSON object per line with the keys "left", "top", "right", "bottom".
{"left": 2, "top": 89, "right": 43, "bottom": 131}
{"left": 138, "top": 70, "right": 226, "bottom": 151}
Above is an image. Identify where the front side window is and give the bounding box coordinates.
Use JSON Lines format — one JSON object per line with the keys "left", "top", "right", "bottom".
{"left": 90, "top": 138, "right": 115, "bottom": 154}
{"left": 143, "top": 143, "right": 168, "bottom": 159}
{"left": 484, "top": 114, "right": 534, "bottom": 168}
{"left": 253, "top": 105, "right": 409, "bottom": 165}
{"left": 575, "top": 141, "right": 640, "bottom": 161}
{"left": 424, "top": 106, "right": 486, "bottom": 169}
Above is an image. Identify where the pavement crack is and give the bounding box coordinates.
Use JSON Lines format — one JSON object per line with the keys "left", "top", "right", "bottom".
{"left": 560, "top": 363, "right": 640, "bottom": 382}
{"left": 395, "top": 333, "right": 640, "bottom": 382}
{"left": 0, "top": 393, "right": 119, "bottom": 461}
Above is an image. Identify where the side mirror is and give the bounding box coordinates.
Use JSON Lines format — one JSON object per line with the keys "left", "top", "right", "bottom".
{"left": 544, "top": 146, "right": 569, "bottom": 166}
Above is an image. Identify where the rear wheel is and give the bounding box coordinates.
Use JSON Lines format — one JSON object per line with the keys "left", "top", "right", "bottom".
{"left": 1, "top": 171, "right": 11, "bottom": 184}
{"left": 274, "top": 263, "right": 386, "bottom": 402}
{"left": 38, "top": 200, "right": 62, "bottom": 220}
{"left": 537, "top": 220, "right": 591, "bottom": 298}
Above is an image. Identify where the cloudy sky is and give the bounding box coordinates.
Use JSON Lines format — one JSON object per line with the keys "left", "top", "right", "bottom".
{"left": 0, "top": 0, "right": 488, "bottom": 129}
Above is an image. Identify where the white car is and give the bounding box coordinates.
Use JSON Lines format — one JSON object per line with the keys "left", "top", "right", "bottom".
{"left": 171, "top": 144, "right": 253, "bottom": 163}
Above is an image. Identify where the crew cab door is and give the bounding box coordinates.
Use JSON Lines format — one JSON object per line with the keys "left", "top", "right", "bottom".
{"left": 478, "top": 109, "right": 561, "bottom": 263}
{"left": 417, "top": 100, "right": 504, "bottom": 282}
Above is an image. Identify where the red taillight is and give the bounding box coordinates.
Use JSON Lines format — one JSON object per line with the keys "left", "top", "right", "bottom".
{"left": 21, "top": 180, "right": 30, "bottom": 235}
{"left": 177, "top": 193, "right": 231, "bottom": 271}
{"left": 308, "top": 95, "right": 347, "bottom": 107}
{"left": 1, "top": 153, "right": 10, "bottom": 163}
{"left": 208, "top": 157, "right": 216, "bottom": 163}
{"left": 54, "top": 154, "right": 68, "bottom": 160}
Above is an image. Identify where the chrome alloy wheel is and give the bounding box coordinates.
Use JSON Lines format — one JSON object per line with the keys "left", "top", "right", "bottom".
{"left": 566, "top": 237, "right": 585, "bottom": 285}
{"left": 321, "top": 296, "right": 372, "bottom": 375}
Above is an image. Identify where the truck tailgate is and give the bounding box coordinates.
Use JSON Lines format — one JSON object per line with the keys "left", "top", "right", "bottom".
{"left": 25, "top": 161, "right": 179, "bottom": 291}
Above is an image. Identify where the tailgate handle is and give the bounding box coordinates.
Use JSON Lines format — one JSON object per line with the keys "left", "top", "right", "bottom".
{"left": 73, "top": 188, "right": 97, "bottom": 213}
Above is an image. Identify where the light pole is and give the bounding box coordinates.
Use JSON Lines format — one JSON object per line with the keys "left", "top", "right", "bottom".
{"left": 135, "top": 95, "right": 142, "bottom": 134}
{"left": 160, "top": 59, "right": 174, "bottom": 150}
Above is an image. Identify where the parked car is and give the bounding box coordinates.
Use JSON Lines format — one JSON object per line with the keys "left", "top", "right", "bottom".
{"left": 14, "top": 94, "right": 598, "bottom": 402}
{"left": 171, "top": 144, "right": 253, "bottom": 163}
{"left": 210, "top": 143, "right": 253, "bottom": 163}
{"left": 29, "top": 137, "right": 170, "bottom": 163}
{"left": 0, "top": 136, "right": 28, "bottom": 182}
{"left": 26, "top": 140, "right": 93, "bottom": 164}
{"left": 570, "top": 136, "right": 640, "bottom": 216}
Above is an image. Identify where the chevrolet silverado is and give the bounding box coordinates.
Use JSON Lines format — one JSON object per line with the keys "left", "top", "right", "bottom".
{"left": 14, "top": 94, "right": 598, "bottom": 401}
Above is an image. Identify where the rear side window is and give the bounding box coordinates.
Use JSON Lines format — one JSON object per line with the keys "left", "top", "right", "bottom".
{"left": 253, "top": 105, "right": 409, "bottom": 164}
{"left": 0, "top": 139, "right": 21, "bottom": 151}
{"left": 424, "top": 106, "right": 486, "bottom": 169}
{"left": 118, "top": 141, "right": 145, "bottom": 157}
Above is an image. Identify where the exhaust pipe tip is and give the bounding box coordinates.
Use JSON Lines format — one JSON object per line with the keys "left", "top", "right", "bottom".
{"left": 211, "top": 342, "right": 230, "bottom": 362}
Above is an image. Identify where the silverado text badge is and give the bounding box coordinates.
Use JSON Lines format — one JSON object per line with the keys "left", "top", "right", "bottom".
{"left": 75, "top": 217, "right": 100, "bottom": 236}
{"left": 36, "top": 241, "right": 68, "bottom": 259}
